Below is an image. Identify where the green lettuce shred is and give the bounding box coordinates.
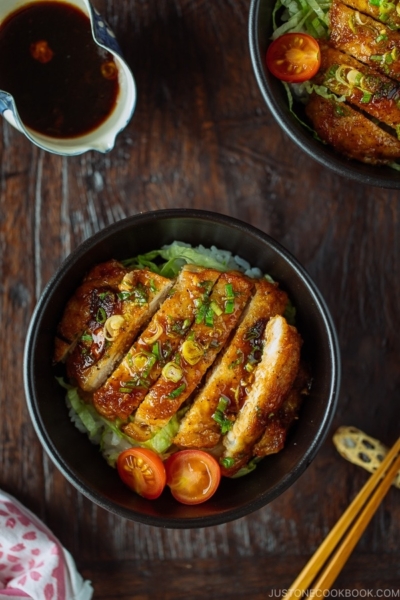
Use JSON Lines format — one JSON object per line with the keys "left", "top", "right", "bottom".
{"left": 284, "top": 299, "right": 297, "bottom": 325}
{"left": 281, "top": 82, "right": 321, "bottom": 137}
{"left": 272, "top": 0, "right": 331, "bottom": 39}
{"left": 123, "top": 242, "right": 234, "bottom": 278}
{"left": 142, "top": 413, "right": 181, "bottom": 455}
{"left": 231, "top": 457, "right": 261, "bottom": 478}
{"left": 64, "top": 385, "right": 180, "bottom": 466}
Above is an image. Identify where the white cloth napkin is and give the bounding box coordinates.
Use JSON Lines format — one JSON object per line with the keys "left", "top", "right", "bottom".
{"left": 0, "top": 490, "right": 93, "bottom": 600}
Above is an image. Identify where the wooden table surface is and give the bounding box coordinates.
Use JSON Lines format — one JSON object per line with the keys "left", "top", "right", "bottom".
{"left": 1, "top": 0, "right": 399, "bottom": 597}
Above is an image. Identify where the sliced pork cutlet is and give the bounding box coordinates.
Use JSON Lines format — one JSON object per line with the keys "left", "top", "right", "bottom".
{"left": 341, "top": 0, "right": 400, "bottom": 31}
{"left": 54, "top": 260, "right": 128, "bottom": 364}
{"left": 315, "top": 45, "right": 400, "bottom": 133}
{"left": 221, "top": 315, "right": 302, "bottom": 477}
{"left": 174, "top": 280, "right": 288, "bottom": 450}
{"left": 305, "top": 93, "right": 400, "bottom": 163}
{"left": 252, "top": 364, "right": 311, "bottom": 458}
{"left": 330, "top": 0, "right": 400, "bottom": 82}
{"left": 127, "top": 272, "right": 254, "bottom": 441}
{"left": 94, "top": 265, "right": 221, "bottom": 421}
{"left": 66, "top": 269, "right": 172, "bottom": 393}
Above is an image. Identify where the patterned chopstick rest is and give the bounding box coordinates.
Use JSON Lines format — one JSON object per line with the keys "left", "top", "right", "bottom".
{"left": 333, "top": 426, "right": 400, "bottom": 489}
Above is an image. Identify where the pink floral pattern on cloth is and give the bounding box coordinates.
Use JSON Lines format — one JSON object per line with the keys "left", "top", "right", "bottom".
{"left": 0, "top": 490, "right": 93, "bottom": 600}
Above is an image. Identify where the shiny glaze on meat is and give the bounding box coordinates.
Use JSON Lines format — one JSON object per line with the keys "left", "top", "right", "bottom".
{"left": 174, "top": 280, "right": 288, "bottom": 449}
{"left": 66, "top": 269, "right": 172, "bottom": 392}
{"left": 94, "top": 265, "right": 221, "bottom": 420}
{"left": 221, "top": 315, "right": 302, "bottom": 476}
{"left": 341, "top": 0, "right": 400, "bottom": 32}
{"left": 306, "top": 93, "right": 400, "bottom": 163}
{"left": 127, "top": 272, "right": 254, "bottom": 441}
{"left": 330, "top": 1, "right": 400, "bottom": 81}
{"left": 315, "top": 45, "right": 400, "bottom": 132}
{"left": 54, "top": 259, "right": 127, "bottom": 363}
{"left": 252, "top": 365, "right": 310, "bottom": 458}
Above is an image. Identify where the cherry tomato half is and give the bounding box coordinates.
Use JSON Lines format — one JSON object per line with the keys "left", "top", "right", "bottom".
{"left": 164, "top": 450, "right": 221, "bottom": 505}
{"left": 266, "top": 33, "right": 321, "bottom": 83}
{"left": 117, "top": 448, "right": 166, "bottom": 500}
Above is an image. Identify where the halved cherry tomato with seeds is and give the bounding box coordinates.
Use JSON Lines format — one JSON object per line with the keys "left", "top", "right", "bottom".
{"left": 266, "top": 33, "right": 321, "bottom": 83}
{"left": 117, "top": 448, "right": 166, "bottom": 500}
{"left": 164, "top": 450, "right": 221, "bottom": 505}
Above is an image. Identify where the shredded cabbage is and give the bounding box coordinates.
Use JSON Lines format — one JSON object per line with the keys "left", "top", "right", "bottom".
{"left": 272, "top": 0, "right": 331, "bottom": 40}
{"left": 123, "top": 241, "right": 265, "bottom": 279}
{"left": 64, "top": 384, "right": 181, "bottom": 466}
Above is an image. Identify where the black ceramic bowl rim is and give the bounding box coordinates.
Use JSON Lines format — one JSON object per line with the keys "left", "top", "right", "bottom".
{"left": 24, "top": 208, "right": 341, "bottom": 528}
{"left": 248, "top": 0, "right": 400, "bottom": 189}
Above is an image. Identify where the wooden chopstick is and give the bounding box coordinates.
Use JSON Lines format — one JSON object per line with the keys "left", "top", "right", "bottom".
{"left": 283, "top": 437, "right": 400, "bottom": 599}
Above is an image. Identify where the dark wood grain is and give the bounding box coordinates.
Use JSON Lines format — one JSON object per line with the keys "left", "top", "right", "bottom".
{"left": 0, "top": 0, "right": 399, "bottom": 597}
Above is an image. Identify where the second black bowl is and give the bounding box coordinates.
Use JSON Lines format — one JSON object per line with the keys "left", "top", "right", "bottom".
{"left": 249, "top": 0, "right": 400, "bottom": 189}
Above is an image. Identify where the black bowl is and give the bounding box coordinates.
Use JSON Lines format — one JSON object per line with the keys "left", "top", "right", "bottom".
{"left": 249, "top": 0, "right": 400, "bottom": 189}
{"left": 24, "top": 209, "right": 340, "bottom": 528}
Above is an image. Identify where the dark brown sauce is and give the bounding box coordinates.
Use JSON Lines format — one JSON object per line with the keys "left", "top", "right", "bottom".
{"left": 0, "top": 1, "right": 119, "bottom": 138}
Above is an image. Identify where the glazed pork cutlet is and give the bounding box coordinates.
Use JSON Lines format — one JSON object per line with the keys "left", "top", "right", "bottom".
{"left": 305, "top": 92, "right": 400, "bottom": 163}
{"left": 252, "top": 365, "right": 310, "bottom": 458}
{"left": 329, "top": 0, "right": 400, "bottom": 81}
{"left": 126, "top": 272, "right": 254, "bottom": 442}
{"left": 174, "top": 279, "right": 288, "bottom": 450}
{"left": 64, "top": 268, "right": 173, "bottom": 392}
{"left": 340, "top": 0, "right": 400, "bottom": 31}
{"left": 315, "top": 45, "right": 400, "bottom": 133}
{"left": 54, "top": 259, "right": 128, "bottom": 363}
{"left": 221, "top": 315, "right": 302, "bottom": 476}
{"left": 94, "top": 265, "right": 221, "bottom": 421}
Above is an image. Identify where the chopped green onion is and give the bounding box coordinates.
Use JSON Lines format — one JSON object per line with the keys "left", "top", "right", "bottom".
{"left": 212, "top": 410, "right": 233, "bottom": 434}
{"left": 376, "top": 33, "right": 389, "bottom": 42}
{"left": 229, "top": 349, "right": 244, "bottom": 369}
{"left": 361, "top": 91, "right": 372, "bottom": 103}
{"left": 210, "top": 300, "right": 223, "bottom": 316}
{"left": 131, "top": 352, "right": 156, "bottom": 377}
{"left": 225, "top": 283, "right": 234, "bottom": 299}
{"left": 220, "top": 457, "right": 235, "bottom": 469}
{"left": 162, "top": 362, "right": 183, "bottom": 383}
{"left": 212, "top": 395, "right": 233, "bottom": 434}
{"left": 216, "top": 396, "right": 230, "bottom": 412}
{"left": 181, "top": 340, "right": 204, "bottom": 365}
{"left": 81, "top": 332, "right": 93, "bottom": 343}
{"left": 205, "top": 306, "right": 214, "bottom": 327}
{"left": 168, "top": 383, "right": 186, "bottom": 399}
{"left": 96, "top": 307, "right": 107, "bottom": 323}
{"left": 98, "top": 291, "right": 112, "bottom": 300}
{"left": 244, "top": 321, "right": 265, "bottom": 341}
{"left": 225, "top": 300, "right": 234, "bottom": 314}
{"left": 118, "top": 291, "right": 131, "bottom": 301}
{"left": 152, "top": 342, "right": 161, "bottom": 359}
{"left": 195, "top": 304, "right": 207, "bottom": 324}
{"left": 118, "top": 284, "right": 148, "bottom": 304}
